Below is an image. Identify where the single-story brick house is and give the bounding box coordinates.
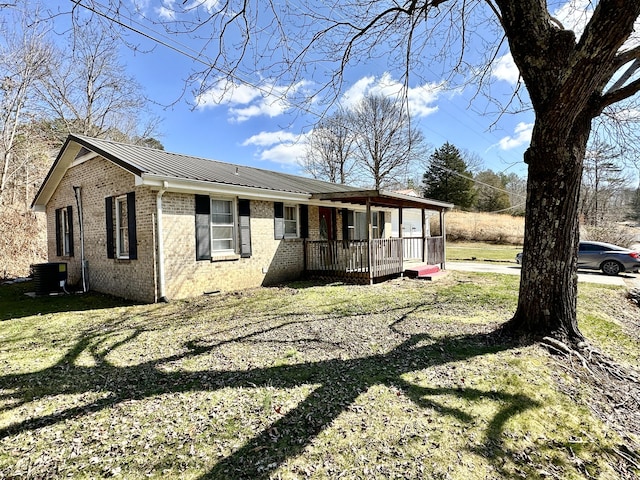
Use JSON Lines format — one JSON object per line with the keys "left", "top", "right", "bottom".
{"left": 32, "top": 134, "right": 452, "bottom": 302}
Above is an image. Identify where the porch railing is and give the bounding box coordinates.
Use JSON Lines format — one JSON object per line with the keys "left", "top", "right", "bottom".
{"left": 426, "top": 236, "right": 445, "bottom": 264}
{"left": 305, "top": 240, "right": 370, "bottom": 280}
{"left": 371, "top": 238, "right": 404, "bottom": 277}
{"left": 400, "top": 236, "right": 445, "bottom": 263}
{"left": 304, "top": 236, "right": 445, "bottom": 281}
{"left": 402, "top": 237, "right": 423, "bottom": 260}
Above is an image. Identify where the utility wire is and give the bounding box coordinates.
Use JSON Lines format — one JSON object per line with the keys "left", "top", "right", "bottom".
{"left": 72, "top": 0, "right": 528, "bottom": 182}
{"left": 428, "top": 162, "right": 527, "bottom": 200}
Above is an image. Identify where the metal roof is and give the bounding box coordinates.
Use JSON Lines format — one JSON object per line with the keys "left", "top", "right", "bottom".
{"left": 32, "top": 134, "right": 453, "bottom": 211}
{"left": 69, "top": 134, "right": 360, "bottom": 195}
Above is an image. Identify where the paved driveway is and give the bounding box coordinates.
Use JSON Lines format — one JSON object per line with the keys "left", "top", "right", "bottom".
{"left": 446, "top": 261, "right": 635, "bottom": 287}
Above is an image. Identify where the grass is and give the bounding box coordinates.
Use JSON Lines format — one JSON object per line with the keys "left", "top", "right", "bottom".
{"left": 444, "top": 211, "right": 524, "bottom": 245}
{"left": 1, "top": 275, "right": 638, "bottom": 479}
{"left": 447, "top": 241, "right": 522, "bottom": 264}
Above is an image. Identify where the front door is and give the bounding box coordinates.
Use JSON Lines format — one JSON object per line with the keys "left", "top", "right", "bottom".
{"left": 318, "top": 207, "right": 335, "bottom": 267}
{"left": 318, "top": 207, "right": 335, "bottom": 241}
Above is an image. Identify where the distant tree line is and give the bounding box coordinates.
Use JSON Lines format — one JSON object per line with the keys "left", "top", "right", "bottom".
{"left": 304, "top": 104, "right": 640, "bottom": 225}
{"left": 0, "top": 3, "right": 161, "bottom": 209}
{"left": 421, "top": 139, "right": 640, "bottom": 234}
{"left": 420, "top": 142, "right": 526, "bottom": 215}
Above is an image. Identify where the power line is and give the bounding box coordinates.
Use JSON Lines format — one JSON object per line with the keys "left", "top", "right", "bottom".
{"left": 71, "top": 0, "right": 526, "bottom": 172}
{"left": 428, "top": 162, "right": 527, "bottom": 200}
{"left": 70, "top": 0, "right": 324, "bottom": 119}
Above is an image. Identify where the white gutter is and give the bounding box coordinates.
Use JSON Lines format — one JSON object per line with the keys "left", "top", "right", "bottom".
{"left": 138, "top": 174, "right": 312, "bottom": 203}
{"left": 156, "top": 182, "right": 168, "bottom": 302}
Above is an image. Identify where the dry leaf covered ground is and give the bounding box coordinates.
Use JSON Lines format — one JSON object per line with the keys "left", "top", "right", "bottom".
{"left": 0, "top": 272, "right": 638, "bottom": 479}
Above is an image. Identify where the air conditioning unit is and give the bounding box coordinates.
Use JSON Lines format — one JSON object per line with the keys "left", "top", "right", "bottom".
{"left": 31, "top": 262, "right": 68, "bottom": 296}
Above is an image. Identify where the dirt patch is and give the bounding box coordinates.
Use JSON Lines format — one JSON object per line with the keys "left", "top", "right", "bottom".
{"left": 545, "top": 328, "right": 640, "bottom": 478}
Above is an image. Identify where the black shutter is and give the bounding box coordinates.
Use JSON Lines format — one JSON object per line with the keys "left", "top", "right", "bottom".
{"left": 274, "top": 202, "right": 284, "bottom": 239}
{"left": 379, "top": 212, "right": 385, "bottom": 238}
{"left": 342, "top": 208, "right": 349, "bottom": 241}
{"left": 127, "top": 192, "right": 137, "bottom": 260}
{"left": 195, "top": 194, "right": 211, "bottom": 260}
{"left": 105, "top": 197, "right": 114, "bottom": 259}
{"left": 55, "top": 208, "right": 62, "bottom": 256}
{"left": 67, "top": 205, "right": 74, "bottom": 257}
{"left": 238, "top": 199, "right": 252, "bottom": 258}
{"left": 299, "top": 204, "right": 309, "bottom": 238}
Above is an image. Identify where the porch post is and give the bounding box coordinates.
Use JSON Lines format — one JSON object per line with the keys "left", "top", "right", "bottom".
{"left": 366, "top": 198, "right": 373, "bottom": 284}
{"left": 440, "top": 209, "right": 447, "bottom": 270}
{"left": 422, "top": 208, "right": 427, "bottom": 263}
{"left": 398, "top": 207, "right": 404, "bottom": 269}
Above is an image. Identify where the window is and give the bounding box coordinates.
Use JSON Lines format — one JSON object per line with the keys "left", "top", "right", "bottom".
{"left": 284, "top": 205, "right": 298, "bottom": 238}
{"left": 55, "top": 206, "right": 73, "bottom": 257}
{"left": 274, "top": 202, "right": 304, "bottom": 239}
{"left": 211, "top": 199, "right": 235, "bottom": 253}
{"left": 195, "top": 196, "right": 246, "bottom": 260}
{"left": 116, "top": 196, "right": 129, "bottom": 258}
{"left": 106, "top": 192, "right": 137, "bottom": 260}
{"left": 371, "top": 211, "right": 379, "bottom": 238}
{"left": 344, "top": 209, "right": 384, "bottom": 240}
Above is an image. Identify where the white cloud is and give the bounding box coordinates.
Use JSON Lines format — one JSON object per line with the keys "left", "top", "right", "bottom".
{"left": 259, "top": 141, "right": 309, "bottom": 166}
{"left": 187, "top": 0, "right": 221, "bottom": 13}
{"left": 497, "top": 122, "right": 533, "bottom": 150}
{"left": 196, "top": 78, "right": 310, "bottom": 122}
{"left": 242, "top": 131, "right": 301, "bottom": 147}
{"left": 339, "top": 72, "right": 443, "bottom": 117}
{"left": 492, "top": 54, "right": 520, "bottom": 84}
{"left": 242, "top": 130, "right": 310, "bottom": 166}
{"left": 155, "top": 0, "right": 177, "bottom": 19}
{"left": 132, "top": 0, "right": 151, "bottom": 11}
{"left": 554, "top": 1, "right": 593, "bottom": 40}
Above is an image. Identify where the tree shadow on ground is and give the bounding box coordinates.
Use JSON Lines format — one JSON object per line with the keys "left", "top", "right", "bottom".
{"left": 1, "top": 303, "right": 543, "bottom": 479}
{"left": 0, "top": 281, "right": 136, "bottom": 321}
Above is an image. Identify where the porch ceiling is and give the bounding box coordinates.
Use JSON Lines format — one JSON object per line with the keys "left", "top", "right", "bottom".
{"left": 310, "top": 189, "right": 453, "bottom": 211}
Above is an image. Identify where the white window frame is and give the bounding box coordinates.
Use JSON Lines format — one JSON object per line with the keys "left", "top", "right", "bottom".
{"left": 283, "top": 204, "right": 299, "bottom": 238}
{"left": 348, "top": 210, "right": 382, "bottom": 240}
{"left": 60, "top": 208, "right": 71, "bottom": 256}
{"left": 371, "top": 211, "right": 379, "bottom": 239}
{"left": 115, "top": 195, "right": 129, "bottom": 259}
{"left": 210, "top": 198, "right": 236, "bottom": 255}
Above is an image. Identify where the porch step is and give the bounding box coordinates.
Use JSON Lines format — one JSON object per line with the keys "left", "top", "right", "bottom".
{"left": 404, "top": 264, "right": 441, "bottom": 279}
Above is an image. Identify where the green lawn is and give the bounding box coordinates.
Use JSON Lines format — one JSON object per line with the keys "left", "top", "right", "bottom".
{"left": 0, "top": 275, "right": 638, "bottom": 479}
{"left": 447, "top": 241, "right": 522, "bottom": 263}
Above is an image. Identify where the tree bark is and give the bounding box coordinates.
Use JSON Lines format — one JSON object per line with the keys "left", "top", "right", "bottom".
{"left": 507, "top": 114, "right": 592, "bottom": 343}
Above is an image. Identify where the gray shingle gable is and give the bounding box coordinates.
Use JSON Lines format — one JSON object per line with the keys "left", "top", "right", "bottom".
{"left": 71, "top": 134, "right": 359, "bottom": 195}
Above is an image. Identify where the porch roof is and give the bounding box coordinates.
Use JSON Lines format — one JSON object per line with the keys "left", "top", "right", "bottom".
{"left": 311, "top": 190, "right": 453, "bottom": 212}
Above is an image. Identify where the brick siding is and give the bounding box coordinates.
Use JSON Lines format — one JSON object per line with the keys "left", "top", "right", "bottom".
{"left": 45, "top": 156, "right": 314, "bottom": 302}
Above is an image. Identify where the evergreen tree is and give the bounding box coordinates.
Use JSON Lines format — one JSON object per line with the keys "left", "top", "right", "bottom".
{"left": 422, "top": 142, "right": 475, "bottom": 209}
{"left": 475, "top": 170, "right": 511, "bottom": 212}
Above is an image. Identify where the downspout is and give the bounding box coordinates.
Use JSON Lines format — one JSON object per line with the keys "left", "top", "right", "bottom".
{"left": 72, "top": 186, "right": 87, "bottom": 293}
{"left": 156, "top": 183, "right": 168, "bottom": 302}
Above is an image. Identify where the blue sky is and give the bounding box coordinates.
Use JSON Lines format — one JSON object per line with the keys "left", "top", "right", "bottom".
{"left": 25, "top": 1, "right": 615, "bottom": 181}
{"left": 121, "top": 22, "right": 534, "bottom": 179}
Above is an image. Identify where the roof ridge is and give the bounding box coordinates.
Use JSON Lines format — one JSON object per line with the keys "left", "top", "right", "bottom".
{"left": 69, "top": 133, "right": 359, "bottom": 191}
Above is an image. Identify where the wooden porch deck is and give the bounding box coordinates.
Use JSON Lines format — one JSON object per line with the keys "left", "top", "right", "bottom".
{"left": 304, "top": 237, "right": 445, "bottom": 283}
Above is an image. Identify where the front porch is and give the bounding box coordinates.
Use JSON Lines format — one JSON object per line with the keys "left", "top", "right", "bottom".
{"left": 304, "top": 189, "right": 452, "bottom": 284}
{"left": 304, "top": 236, "right": 446, "bottom": 283}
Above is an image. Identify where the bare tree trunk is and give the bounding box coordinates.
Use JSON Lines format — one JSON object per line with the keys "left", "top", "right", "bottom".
{"left": 507, "top": 117, "right": 591, "bottom": 343}
{"left": 0, "top": 150, "right": 10, "bottom": 203}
